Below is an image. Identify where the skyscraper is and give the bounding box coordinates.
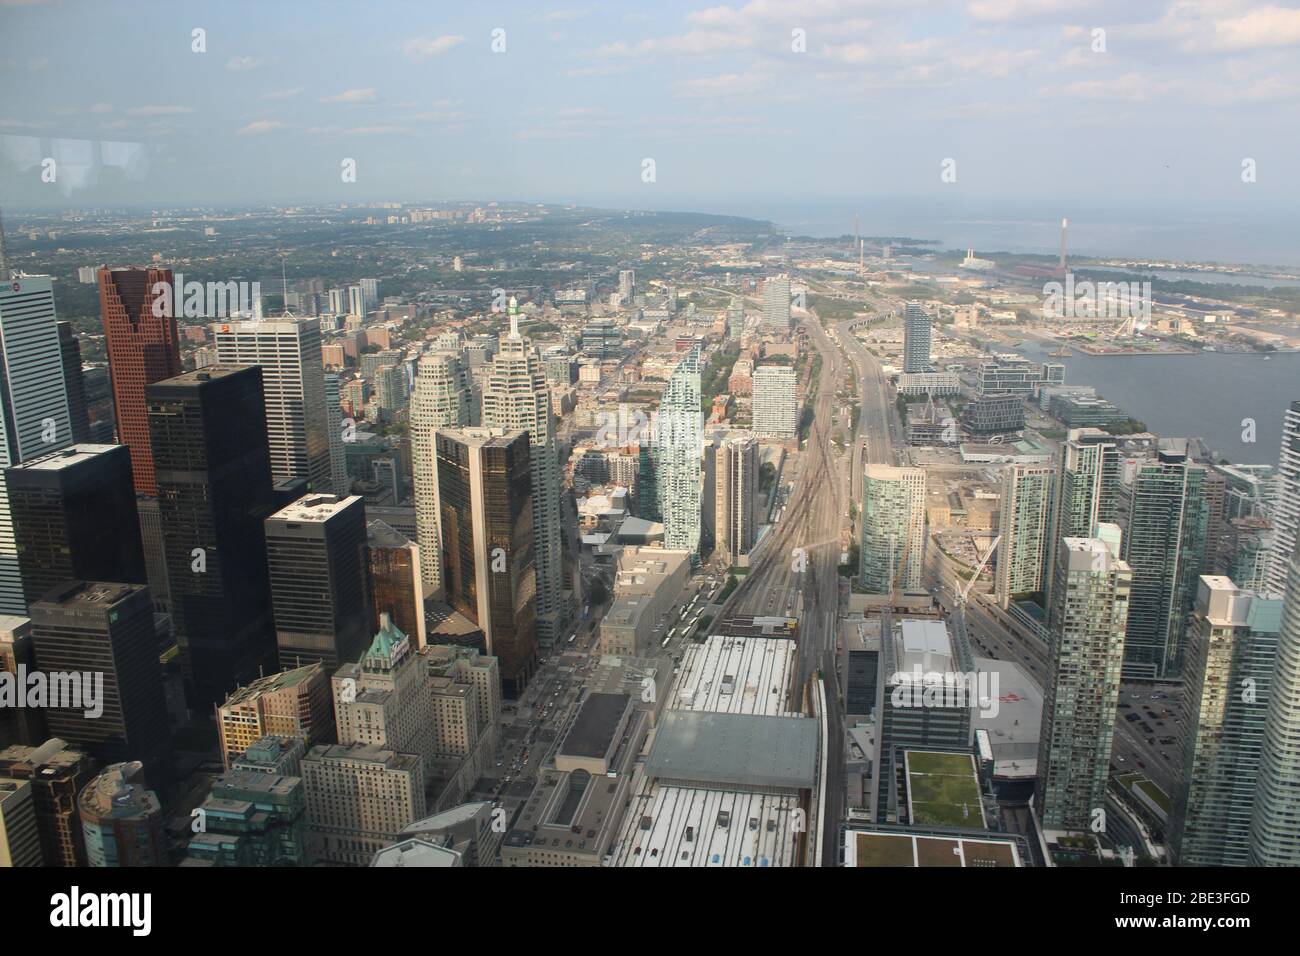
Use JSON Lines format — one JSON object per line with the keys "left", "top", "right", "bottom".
{"left": 433, "top": 427, "right": 537, "bottom": 697}
{"left": 860, "top": 465, "right": 926, "bottom": 594}
{"left": 56, "top": 321, "right": 91, "bottom": 444}
{"left": 0, "top": 738, "right": 95, "bottom": 867}
{"left": 902, "top": 302, "right": 932, "bottom": 374}
{"left": 1035, "top": 532, "right": 1131, "bottom": 832}
{"left": 751, "top": 365, "right": 798, "bottom": 439}
{"left": 1249, "top": 540, "right": 1300, "bottom": 866}
{"left": 97, "top": 266, "right": 181, "bottom": 496}
{"left": 6, "top": 444, "right": 146, "bottom": 608}
{"left": 323, "top": 371, "right": 350, "bottom": 495}
{"left": 762, "top": 274, "right": 791, "bottom": 329}
{"left": 0, "top": 777, "right": 42, "bottom": 867}
{"left": 79, "top": 761, "right": 165, "bottom": 867}
{"left": 265, "top": 493, "right": 371, "bottom": 672}
{"left": 1119, "top": 440, "right": 1210, "bottom": 679}
{"left": 0, "top": 275, "right": 74, "bottom": 615}
{"left": 655, "top": 348, "right": 703, "bottom": 554}
{"left": 1044, "top": 428, "right": 1119, "bottom": 609}
{"left": 481, "top": 313, "right": 567, "bottom": 649}
{"left": 367, "top": 519, "right": 425, "bottom": 649}
{"left": 1266, "top": 400, "right": 1300, "bottom": 594}
{"left": 1172, "top": 576, "right": 1281, "bottom": 866}
{"left": 714, "top": 432, "right": 759, "bottom": 566}
{"left": 28, "top": 581, "right": 170, "bottom": 774}
{"left": 995, "top": 464, "right": 1053, "bottom": 608}
{"left": 147, "top": 365, "right": 278, "bottom": 707}
{"left": 410, "top": 350, "right": 472, "bottom": 599}
{"left": 213, "top": 318, "right": 332, "bottom": 493}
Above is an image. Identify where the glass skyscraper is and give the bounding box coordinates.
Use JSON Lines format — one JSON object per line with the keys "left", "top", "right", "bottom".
{"left": 654, "top": 347, "right": 703, "bottom": 554}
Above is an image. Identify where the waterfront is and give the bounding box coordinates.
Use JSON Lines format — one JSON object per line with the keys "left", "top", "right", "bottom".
{"left": 1015, "top": 339, "right": 1300, "bottom": 464}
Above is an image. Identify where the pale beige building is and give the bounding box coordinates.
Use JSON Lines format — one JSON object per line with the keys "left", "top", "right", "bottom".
{"left": 302, "top": 743, "right": 426, "bottom": 866}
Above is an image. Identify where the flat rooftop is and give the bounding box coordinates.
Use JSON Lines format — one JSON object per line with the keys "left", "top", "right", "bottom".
{"left": 611, "top": 782, "right": 800, "bottom": 867}
{"left": 560, "top": 693, "right": 630, "bottom": 760}
{"left": 904, "top": 750, "right": 987, "bottom": 830}
{"left": 270, "top": 493, "right": 361, "bottom": 522}
{"left": 713, "top": 615, "right": 798, "bottom": 638}
{"left": 845, "top": 829, "right": 1021, "bottom": 867}
{"left": 647, "top": 710, "right": 817, "bottom": 792}
{"left": 7, "top": 444, "right": 121, "bottom": 472}
{"left": 972, "top": 657, "right": 1042, "bottom": 780}
{"left": 892, "top": 619, "right": 958, "bottom": 679}
{"left": 671, "top": 634, "right": 797, "bottom": 716}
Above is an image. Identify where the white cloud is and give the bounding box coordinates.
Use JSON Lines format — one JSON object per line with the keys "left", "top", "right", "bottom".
{"left": 1212, "top": 5, "right": 1300, "bottom": 50}
{"left": 237, "top": 119, "right": 285, "bottom": 135}
{"left": 320, "top": 88, "right": 379, "bottom": 104}
{"left": 126, "top": 105, "right": 194, "bottom": 115}
{"left": 400, "top": 35, "right": 466, "bottom": 59}
{"left": 225, "top": 56, "right": 262, "bottom": 71}
{"left": 676, "top": 71, "right": 770, "bottom": 97}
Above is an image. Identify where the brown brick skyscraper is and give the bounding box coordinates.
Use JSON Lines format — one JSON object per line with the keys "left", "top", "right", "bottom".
{"left": 98, "top": 266, "right": 180, "bottom": 495}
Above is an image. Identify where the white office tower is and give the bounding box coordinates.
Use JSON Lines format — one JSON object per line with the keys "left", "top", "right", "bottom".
{"left": 1035, "top": 531, "right": 1130, "bottom": 832}
{"left": 0, "top": 276, "right": 73, "bottom": 614}
{"left": 1250, "top": 541, "right": 1300, "bottom": 865}
{"left": 328, "top": 288, "right": 346, "bottom": 316}
{"left": 1265, "top": 401, "right": 1300, "bottom": 594}
{"left": 347, "top": 284, "right": 367, "bottom": 318}
{"left": 762, "top": 275, "right": 792, "bottom": 329}
{"left": 715, "top": 432, "right": 759, "bottom": 565}
{"left": 618, "top": 269, "right": 635, "bottom": 303}
{"left": 481, "top": 311, "right": 568, "bottom": 649}
{"left": 1173, "top": 576, "right": 1282, "bottom": 866}
{"left": 751, "top": 365, "right": 798, "bottom": 439}
{"left": 410, "top": 350, "right": 472, "bottom": 598}
{"left": 902, "top": 302, "right": 932, "bottom": 373}
{"left": 213, "top": 318, "right": 332, "bottom": 492}
{"left": 995, "top": 464, "right": 1053, "bottom": 607}
{"left": 859, "top": 465, "right": 926, "bottom": 594}
{"left": 324, "top": 372, "right": 350, "bottom": 495}
{"left": 656, "top": 348, "right": 703, "bottom": 554}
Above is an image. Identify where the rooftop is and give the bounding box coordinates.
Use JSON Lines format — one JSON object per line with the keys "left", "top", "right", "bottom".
{"left": 904, "top": 750, "right": 987, "bottom": 830}
{"left": 647, "top": 710, "right": 817, "bottom": 792}
{"left": 670, "top": 634, "right": 797, "bottom": 716}
{"left": 559, "top": 693, "right": 631, "bottom": 760}
{"left": 269, "top": 493, "right": 362, "bottom": 523}
{"left": 844, "top": 829, "right": 1022, "bottom": 867}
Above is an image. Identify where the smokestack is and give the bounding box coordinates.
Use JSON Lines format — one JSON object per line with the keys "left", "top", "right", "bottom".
{"left": 1059, "top": 217, "right": 1068, "bottom": 273}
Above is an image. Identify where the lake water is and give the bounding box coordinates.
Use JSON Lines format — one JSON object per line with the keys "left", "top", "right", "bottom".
{"left": 1013, "top": 340, "right": 1299, "bottom": 465}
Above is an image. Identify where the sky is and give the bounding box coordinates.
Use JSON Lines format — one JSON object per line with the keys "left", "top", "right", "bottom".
{"left": 2, "top": 0, "right": 1300, "bottom": 240}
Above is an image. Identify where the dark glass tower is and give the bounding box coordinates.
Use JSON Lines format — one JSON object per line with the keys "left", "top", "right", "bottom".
{"left": 28, "top": 581, "right": 170, "bottom": 777}
{"left": 56, "top": 321, "right": 92, "bottom": 444}
{"left": 6, "top": 444, "right": 146, "bottom": 607}
{"left": 265, "top": 493, "right": 371, "bottom": 671}
{"left": 146, "top": 365, "right": 277, "bottom": 707}
{"left": 433, "top": 427, "right": 537, "bottom": 697}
